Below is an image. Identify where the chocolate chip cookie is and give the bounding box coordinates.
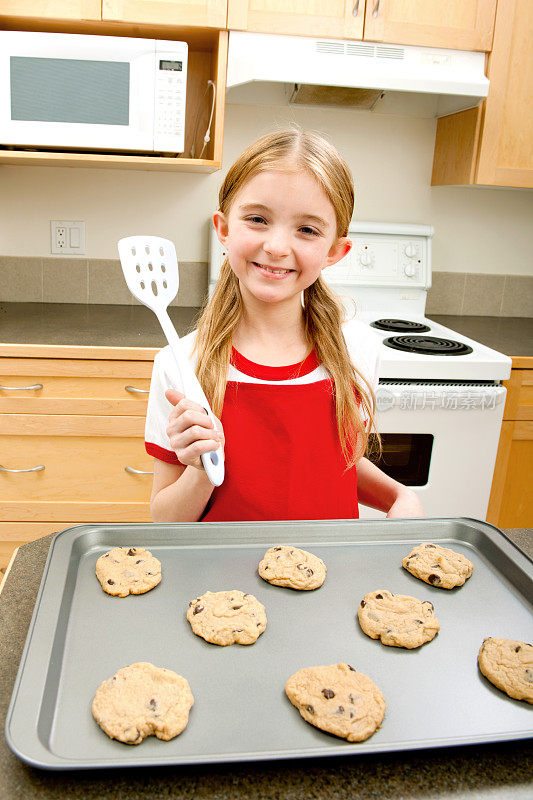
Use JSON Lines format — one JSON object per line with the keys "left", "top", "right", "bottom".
{"left": 285, "top": 663, "right": 386, "bottom": 742}
{"left": 95, "top": 547, "right": 161, "bottom": 596}
{"left": 357, "top": 589, "right": 440, "bottom": 648}
{"left": 186, "top": 590, "right": 267, "bottom": 646}
{"left": 258, "top": 545, "right": 327, "bottom": 590}
{"left": 478, "top": 638, "right": 533, "bottom": 704}
{"left": 92, "top": 662, "right": 194, "bottom": 744}
{"left": 402, "top": 542, "right": 473, "bottom": 589}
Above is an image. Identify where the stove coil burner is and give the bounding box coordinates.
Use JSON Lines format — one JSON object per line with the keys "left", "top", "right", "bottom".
{"left": 371, "top": 318, "right": 431, "bottom": 333}
{"left": 383, "top": 335, "right": 474, "bottom": 356}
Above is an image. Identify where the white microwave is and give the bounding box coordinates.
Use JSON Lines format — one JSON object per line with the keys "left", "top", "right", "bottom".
{"left": 0, "top": 31, "right": 188, "bottom": 153}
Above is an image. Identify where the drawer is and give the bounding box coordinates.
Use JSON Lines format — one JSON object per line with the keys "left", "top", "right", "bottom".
{"left": 503, "top": 369, "right": 533, "bottom": 421}
{"left": 0, "top": 415, "right": 154, "bottom": 521}
{"left": 0, "top": 358, "right": 153, "bottom": 415}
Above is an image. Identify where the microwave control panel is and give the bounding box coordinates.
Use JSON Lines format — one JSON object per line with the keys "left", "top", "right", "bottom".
{"left": 154, "top": 42, "right": 188, "bottom": 153}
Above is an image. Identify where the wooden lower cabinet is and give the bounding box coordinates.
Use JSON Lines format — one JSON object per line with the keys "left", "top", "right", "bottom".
{"left": 487, "top": 363, "right": 533, "bottom": 528}
{"left": 0, "top": 348, "right": 157, "bottom": 569}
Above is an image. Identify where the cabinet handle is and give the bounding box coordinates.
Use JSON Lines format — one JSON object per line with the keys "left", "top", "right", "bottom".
{"left": 372, "top": 0, "right": 381, "bottom": 17}
{"left": 0, "top": 383, "right": 43, "bottom": 391}
{"left": 125, "top": 385, "right": 149, "bottom": 394}
{"left": 0, "top": 463, "right": 45, "bottom": 473}
{"left": 125, "top": 466, "right": 154, "bottom": 475}
{"left": 352, "top": 0, "right": 359, "bottom": 16}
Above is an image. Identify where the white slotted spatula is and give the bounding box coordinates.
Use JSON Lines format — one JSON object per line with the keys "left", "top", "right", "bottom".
{"left": 118, "top": 235, "right": 224, "bottom": 487}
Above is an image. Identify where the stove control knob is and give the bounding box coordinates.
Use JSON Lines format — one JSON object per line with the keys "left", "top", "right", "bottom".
{"left": 359, "top": 252, "right": 374, "bottom": 268}
{"left": 404, "top": 243, "right": 419, "bottom": 258}
{"left": 404, "top": 263, "right": 416, "bottom": 277}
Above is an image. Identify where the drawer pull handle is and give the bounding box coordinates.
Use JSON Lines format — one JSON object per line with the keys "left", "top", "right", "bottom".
{"left": 352, "top": 0, "right": 359, "bottom": 16}
{"left": 125, "top": 466, "right": 154, "bottom": 475}
{"left": 0, "top": 383, "right": 43, "bottom": 391}
{"left": 372, "top": 0, "right": 380, "bottom": 17}
{"left": 125, "top": 385, "right": 149, "bottom": 394}
{"left": 0, "top": 463, "right": 45, "bottom": 473}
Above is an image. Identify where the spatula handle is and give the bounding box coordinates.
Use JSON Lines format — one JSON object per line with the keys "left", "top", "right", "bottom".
{"left": 158, "top": 311, "right": 225, "bottom": 487}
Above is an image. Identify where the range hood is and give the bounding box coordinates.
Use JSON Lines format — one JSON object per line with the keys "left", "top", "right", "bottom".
{"left": 226, "top": 32, "right": 489, "bottom": 117}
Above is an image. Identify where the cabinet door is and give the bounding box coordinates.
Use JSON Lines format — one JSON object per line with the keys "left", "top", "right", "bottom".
{"left": 227, "top": 0, "right": 365, "bottom": 40}
{"left": 102, "top": 0, "right": 228, "bottom": 28}
{"left": 363, "top": 0, "right": 497, "bottom": 51}
{"left": 0, "top": 1, "right": 101, "bottom": 20}
{"left": 486, "top": 421, "right": 533, "bottom": 528}
{"left": 476, "top": 0, "right": 533, "bottom": 187}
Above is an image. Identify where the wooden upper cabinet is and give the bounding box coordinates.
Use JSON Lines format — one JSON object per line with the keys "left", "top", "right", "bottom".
{"left": 0, "top": 1, "right": 101, "bottom": 20}
{"left": 227, "top": 1, "right": 365, "bottom": 40}
{"left": 432, "top": 0, "right": 533, "bottom": 188}
{"left": 102, "top": 0, "right": 228, "bottom": 28}
{"left": 363, "top": 0, "right": 497, "bottom": 51}
{"left": 475, "top": 0, "right": 533, "bottom": 187}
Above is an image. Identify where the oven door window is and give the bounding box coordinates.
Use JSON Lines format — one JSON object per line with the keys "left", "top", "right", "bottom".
{"left": 369, "top": 434, "right": 433, "bottom": 487}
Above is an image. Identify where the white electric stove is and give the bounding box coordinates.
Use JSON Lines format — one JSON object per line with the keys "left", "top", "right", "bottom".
{"left": 209, "top": 221, "right": 512, "bottom": 520}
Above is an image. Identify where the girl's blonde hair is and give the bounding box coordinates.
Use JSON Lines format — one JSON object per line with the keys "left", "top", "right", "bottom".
{"left": 194, "top": 127, "right": 378, "bottom": 466}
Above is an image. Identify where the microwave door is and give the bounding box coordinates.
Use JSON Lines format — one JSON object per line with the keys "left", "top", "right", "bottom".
{"left": 1, "top": 36, "right": 155, "bottom": 151}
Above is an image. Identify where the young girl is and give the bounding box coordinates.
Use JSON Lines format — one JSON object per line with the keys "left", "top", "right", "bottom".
{"left": 145, "top": 128, "right": 423, "bottom": 522}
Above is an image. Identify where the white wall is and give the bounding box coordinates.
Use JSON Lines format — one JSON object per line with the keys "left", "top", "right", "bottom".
{"left": 1, "top": 102, "right": 532, "bottom": 275}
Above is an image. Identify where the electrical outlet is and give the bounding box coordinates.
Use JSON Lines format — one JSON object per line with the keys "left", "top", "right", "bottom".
{"left": 50, "top": 221, "right": 86, "bottom": 255}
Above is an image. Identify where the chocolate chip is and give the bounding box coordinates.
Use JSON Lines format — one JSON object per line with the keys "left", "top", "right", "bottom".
{"left": 347, "top": 664, "right": 356, "bottom": 672}
{"left": 306, "top": 704, "right": 314, "bottom": 714}
{"left": 375, "top": 593, "right": 383, "bottom": 599}
{"left": 193, "top": 605, "right": 204, "bottom": 614}
{"left": 349, "top": 694, "right": 357, "bottom": 703}
{"left": 233, "top": 628, "right": 243, "bottom": 632}
{"left": 415, "top": 619, "right": 423, "bottom": 624}
{"left": 425, "top": 544, "right": 436, "bottom": 548}
{"left": 306, "top": 568, "right": 314, "bottom": 577}
{"left": 296, "top": 563, "right": 303, "bottom": 570}
{"left": 290, "top": 550, "right": 294, "bottom": 554}
{"left": 322, "top": 688, "right": 335, "bottom": 699}
{"left": 148, "top": 698, "right": 157, "bottom": 710}
{"left": 127, "top": 548, "right": 137, "bottom": 556}
{"left": 264, "top": 565, "right": 269, "bottom": 570}
{"left": 350, "top": 712, "right": 355, "bottom": 719}
{"left": 256, "top": 622, "right": 261, "bottom": 626}
{"left": 107, "top": 579, "right": 115, "bottom": 585}
{"left": 410, "top": 553, "right": 418, "bottom": 558}
{"left": 515, "top": 645, "right": 521, "bottom": 652}
{"left": 135, "top": 559, "right": 144, "bottom": 564}
{"left": 336, "top": 706, "right": 344, "bottom": 714}
{"left": 406, "top": 561, "right": 411, "bottom": 567}
{"left": 104, "top": 553, "right": 109, "bottom": 558}
{"left": 423, "top": 601, "right": 434, "bottom": 611}
{"left": 431, "top": 564, "right": 441, "bottom": 569}
{"left": 232, "top": 605, "right": 243, "bottom": 610}
{"left": 273, "top": 547, "right": 282, "bottom": 551}
{"left": 360, "top": 600, "right": 366, "bottom": 607}
{"left": 428, "top": 574, "right": 441, "bottom": 585}
{"left": 243, "top": 593, "right": 250, "bottom": 598}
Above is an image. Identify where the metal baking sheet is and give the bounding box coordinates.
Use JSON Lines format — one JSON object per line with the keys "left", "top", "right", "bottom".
{"left": 5, "top": 518, "right": 533, "bottom": 770}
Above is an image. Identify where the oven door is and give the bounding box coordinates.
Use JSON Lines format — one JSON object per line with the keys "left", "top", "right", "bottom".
{"left": 360, "top": 381, "right": 507, "bottom": 520}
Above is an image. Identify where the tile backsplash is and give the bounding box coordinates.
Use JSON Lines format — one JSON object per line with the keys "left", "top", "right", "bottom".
{"left": 0, "top": 256, "right": 531, "bottom": 317}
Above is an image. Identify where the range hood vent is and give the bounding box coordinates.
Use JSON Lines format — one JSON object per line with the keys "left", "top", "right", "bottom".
{"left": 226, "top": 32, "right": 489, "bottom": 117}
